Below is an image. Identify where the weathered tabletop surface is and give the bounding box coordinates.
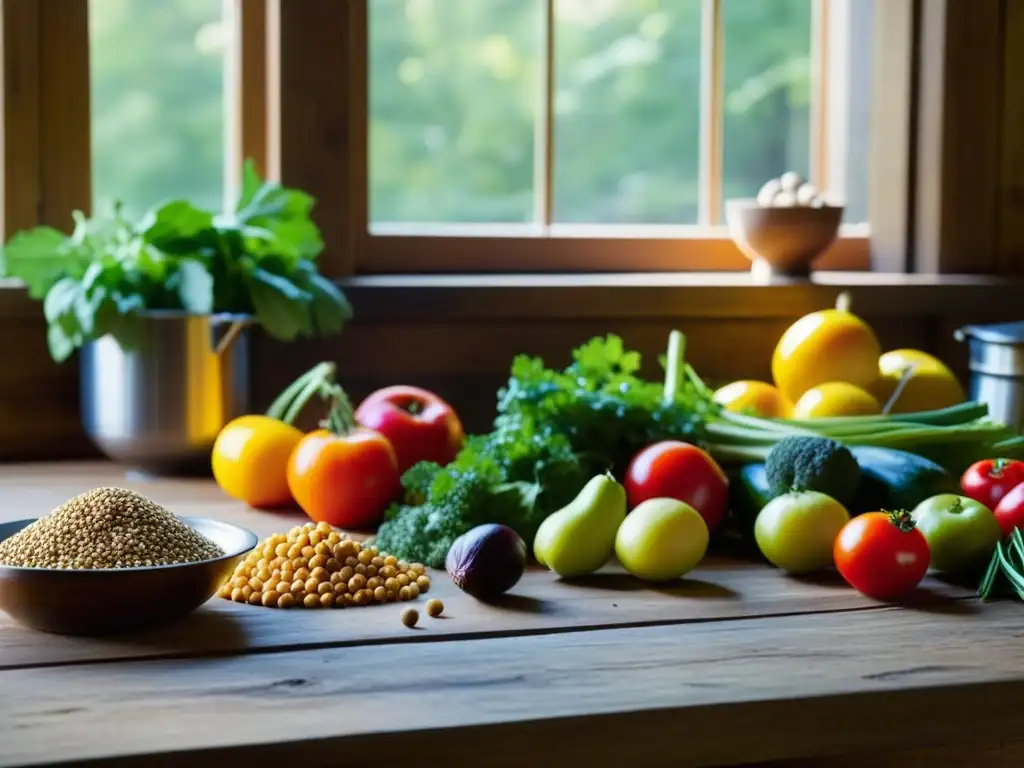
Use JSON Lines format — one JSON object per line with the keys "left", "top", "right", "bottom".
{"left": 1, "top": 462, "right": 1023, "bottom": 768}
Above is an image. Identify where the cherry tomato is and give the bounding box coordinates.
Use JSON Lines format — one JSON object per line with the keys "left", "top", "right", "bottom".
{"left": 287, "top": 427, "right": 400, "bottom": 531}
{"left": 994, "top": 482, "right": 1024, "bottom": 538}
{"left": 833, "top": 510, "right": 930, "bottom": 601}
{"left": 212, "top": 415, "right": 303, "bottom": 509}
{"left": 624, "top": 441, "right": 729, "bottom": 531}
{"left": 960, "top": 458, "right": 1024, "bottom": 510}
{"left": 355, "top": 385, "right": 464, "bottom": 473}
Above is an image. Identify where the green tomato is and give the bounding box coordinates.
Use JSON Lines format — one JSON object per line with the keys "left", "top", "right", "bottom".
{"left": 615, "top": 498, "right": 709, "bottom": 581}
{"left": 754, "top": 491, "right": 850, "bottom": 574}
{"left": 911, "top": 493, "right": 1001, "bottom": 574}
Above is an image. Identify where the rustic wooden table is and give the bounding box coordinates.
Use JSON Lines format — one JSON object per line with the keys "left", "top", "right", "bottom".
{"left": 1, "top": 463, "right": 1022, "bottom": 768}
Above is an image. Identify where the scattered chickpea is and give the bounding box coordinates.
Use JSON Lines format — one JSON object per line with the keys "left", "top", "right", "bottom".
{"left": 425, "top": 599, "right": 444, "bottom": 618}
{"left": 401, "top": 608, "right": 419, "bottom": 628}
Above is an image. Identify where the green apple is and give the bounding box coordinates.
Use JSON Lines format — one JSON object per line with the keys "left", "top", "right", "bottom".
{"left": 911, "top": 493, "right": 1001, "bottom": 574}
{"left": 614, "top": 498, "right": 709, "bottom": 581}
{"left": 754, "top": 491, "right": 850, "bottom": 574}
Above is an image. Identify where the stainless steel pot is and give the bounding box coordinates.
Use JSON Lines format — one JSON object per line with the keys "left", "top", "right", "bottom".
{"left": 955, "top": 321, "right": 1024, "bottom": 431}
{"left": 80, "top": 312, "right": 251, "bottom": 475}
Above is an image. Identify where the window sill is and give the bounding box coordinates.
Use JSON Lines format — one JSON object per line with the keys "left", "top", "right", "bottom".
{"left": 340, "top": 271, "right": 1023, "bottom": 321}
{"left": 1, "top": 272, "right": 1020, "bottom": 323}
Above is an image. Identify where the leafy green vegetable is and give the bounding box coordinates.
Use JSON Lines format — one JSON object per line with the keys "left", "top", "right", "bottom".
{"left": 0, "top": 159, "right": 352, "bottom": 362}
{"left": 374, "top": 334, "right": 711, "bottom": 567}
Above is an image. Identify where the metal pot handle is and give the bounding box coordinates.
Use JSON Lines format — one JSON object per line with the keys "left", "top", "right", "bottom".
{"left": 210, "top": 316, "right": 251, "bottom": 356}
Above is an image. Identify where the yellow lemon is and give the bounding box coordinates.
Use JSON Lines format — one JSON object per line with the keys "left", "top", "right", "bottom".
{"left": 868, "top": 349, "right": 966, "bottom": 414}
{"left": 712, "top": 380, "right": 792, "bottom": 418}
{"left": 793, "top": 382, "right": 881, "bottom": 418}
{"left": 772, "top": 292, "right": 881, "bottom": 403}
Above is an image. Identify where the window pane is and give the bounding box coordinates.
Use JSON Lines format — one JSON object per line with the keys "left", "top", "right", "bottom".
{"left": 722, "top": 0, "right": 811, "bottom": 210}
{"left": 369, "top": 0, "right": 541, "bottom": 225}
{"left": 842, "top": 0, "right": 874, "bottom": 224}
{"left": 554, "top": 0, "right": 702, "bottom": 224}
{"left": 90, "top": 0, "right": 227, "bottom": 219}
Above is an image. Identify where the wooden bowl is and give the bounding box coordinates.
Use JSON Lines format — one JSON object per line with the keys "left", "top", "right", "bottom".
{"left": 726, "top": 198, "right": 844, "bottom": 280}
{"left": 0, "top": 516, "right": 257, "bottom": 636}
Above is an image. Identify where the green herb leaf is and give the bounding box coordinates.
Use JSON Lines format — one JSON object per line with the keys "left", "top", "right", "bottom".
{"left": 139, "top": 200, "right": 215, "bottom": 252}
{"left": 174, "top": 259, "right": 215, "bottom": 315}
{"left": 47, "top": 323, "right": 77, "bottom": 363}
{"left": 247, "top": 267, "right": 313, "bottom": 341}
{"left": 238, "top": 158, "right": 264, "bottom": 212}
{"left": 1, "top": 227, "right": 71, "bottom": 299}
{"left": 298, "top": 268, "right": 352, "bottom": 335}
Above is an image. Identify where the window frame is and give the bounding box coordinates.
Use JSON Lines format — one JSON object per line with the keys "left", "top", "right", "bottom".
{"left": 0, "top": 0, "right": 1013, "bottom": 281}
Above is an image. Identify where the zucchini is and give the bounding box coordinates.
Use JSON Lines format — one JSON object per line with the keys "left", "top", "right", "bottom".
{"left": 729, "top": 463, "right": 775, "bottom": 531}
{"left": 849, "top": 446, "right": 959, "bottom": 515}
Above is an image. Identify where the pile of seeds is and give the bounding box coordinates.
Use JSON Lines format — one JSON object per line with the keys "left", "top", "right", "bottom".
{"left": 0, "top": 487, "right": 225, "bottom": 569}
{"left": 221, "top": 521, "right": 430, "bottom": 609}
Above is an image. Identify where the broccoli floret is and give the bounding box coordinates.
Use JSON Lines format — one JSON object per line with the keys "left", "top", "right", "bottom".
{"left": 765, "top": 436, "right": 861, "bottom": 505}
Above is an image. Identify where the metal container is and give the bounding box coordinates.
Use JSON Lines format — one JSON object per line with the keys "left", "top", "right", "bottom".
{"left": 80, "top": 312, "right": 251, "bottom": 475}
{"left": 955, "top": 321, "right": 1024, "bottom": 431}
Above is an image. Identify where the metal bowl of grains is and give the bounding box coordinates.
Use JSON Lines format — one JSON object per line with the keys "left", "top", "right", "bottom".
{"left": 0, "top": 487, "right": 258, "bottom": 636}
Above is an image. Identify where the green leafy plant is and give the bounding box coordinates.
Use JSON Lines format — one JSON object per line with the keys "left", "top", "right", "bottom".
{"left": 0, "top": 160, "right": 352, "bottom": 362}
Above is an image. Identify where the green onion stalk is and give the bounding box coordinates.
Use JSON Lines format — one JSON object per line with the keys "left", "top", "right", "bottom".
{"left": 660, "top": 330, "right": 1024, "bottom": 474}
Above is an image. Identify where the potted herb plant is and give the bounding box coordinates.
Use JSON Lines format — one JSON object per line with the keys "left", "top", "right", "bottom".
{"left": 0, "top": 160, "right": 351, "bottom": 475}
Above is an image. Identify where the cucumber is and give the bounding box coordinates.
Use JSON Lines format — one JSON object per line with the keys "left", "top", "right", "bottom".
{"left": 849, "top": 446, "right": 959, "bottom": 515}
{"left": 729, "top": 463, "right": 775, "bottom": 531}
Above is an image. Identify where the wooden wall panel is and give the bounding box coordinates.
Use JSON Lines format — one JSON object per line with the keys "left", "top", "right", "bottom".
{"left": 914, "top": 0, "right": 1006, "bottom": 274}
{"left": 998, "top": 0, "right": 1024, "bottom": 275}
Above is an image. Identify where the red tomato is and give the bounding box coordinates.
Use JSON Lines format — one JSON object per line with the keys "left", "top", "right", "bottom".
{"left": 624, "top": 441, "right": 729, "bottom": 531}
{"left": 994, "top": 482, "right": 1024, "bottom": 538}
{"left": 355, "top": 385, "right": 465, "bottom": 474}
{"left": 287, "top": 427, "right": 400, "bottom": 531}
{"left": 960, "top": 459, "right": 1024, "bottom": 510}
{"left": 833, "top": 510, "right": 930, "bottom": 601}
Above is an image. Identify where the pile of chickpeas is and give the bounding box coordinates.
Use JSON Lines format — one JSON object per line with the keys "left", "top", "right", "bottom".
{"left": 220, "top": 521, "right": 430, "bottom": 609}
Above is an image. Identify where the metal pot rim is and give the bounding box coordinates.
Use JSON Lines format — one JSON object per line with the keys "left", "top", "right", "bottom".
{"left": 136, "top": 310, "right": 253, "bottom": 324}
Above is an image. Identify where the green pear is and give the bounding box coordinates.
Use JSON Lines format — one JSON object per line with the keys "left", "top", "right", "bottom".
{"left": 533, "top": 473, "right": 627, "bottom": 577}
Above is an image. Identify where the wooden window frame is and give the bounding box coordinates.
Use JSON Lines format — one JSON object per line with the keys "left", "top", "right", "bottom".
{"left": 262, "top": 0, "right": 871, "bottom": 276}
{"left": 0, "top": 0, "right": 1017, "bottom": 281}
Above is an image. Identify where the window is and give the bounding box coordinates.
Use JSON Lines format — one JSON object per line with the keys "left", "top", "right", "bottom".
{"left": 363, "top": 0, "right": 874, "bottom": 272}
{"left": 89, "top": 0, "right": 229, "bottom": 218}
{"left": 0, "top": 0, "right": 892, "bottom": 278}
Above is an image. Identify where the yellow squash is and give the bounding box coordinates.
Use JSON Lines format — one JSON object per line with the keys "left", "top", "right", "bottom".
{"left": 868, "top": 349, "right": 965, "bottom": 413}
{"left": 712, "top": 380, "right": 792, "bottom": 418}
{"left": 772, "top": 292, "right": 881, "bottom": 403}
{"left": 792, "top": 382, "right": 881, "bottom": 418}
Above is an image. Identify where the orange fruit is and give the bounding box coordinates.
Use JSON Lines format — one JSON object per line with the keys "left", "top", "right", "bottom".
{"left": 772, "top": 292, "right": 881, "bottom": 403}
{"left": 712, "top": 380, "right": 792, "bottom": 418}
{"left": 792, "top": 382, "right": 881, "bottom": 418}
{"left": 212, "top": 415, "right": 303, "bottom": 509}
{"left": 868, "top": 349, "right": 965, "bottom": 414}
